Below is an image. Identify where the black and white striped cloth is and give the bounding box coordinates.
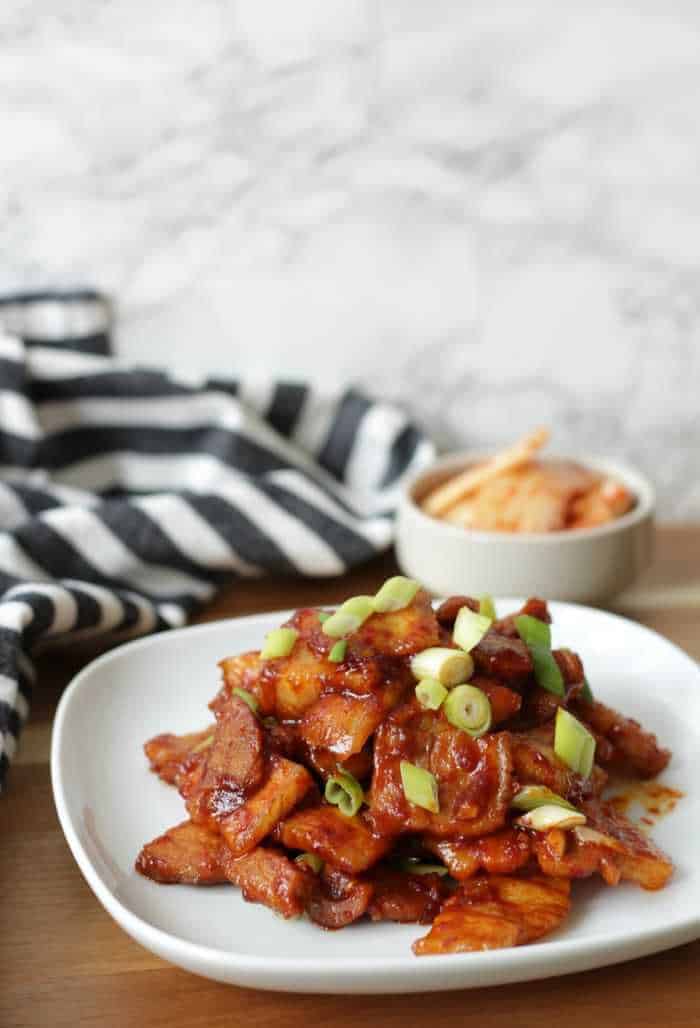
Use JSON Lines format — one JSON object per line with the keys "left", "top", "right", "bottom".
{"left": 0, "top": 290, "right": 434, "bottom": 790}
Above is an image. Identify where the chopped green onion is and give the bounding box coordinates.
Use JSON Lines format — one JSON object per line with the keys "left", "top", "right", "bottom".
{"left": 321, "top": 596, "right": 375, "bottom": 639}
{"left": 191, "top": 733, "right": 214, "bottom": 754}
{"left": 232, "top": 687, "right": 259, "bottom": 713}
{"left": 328, "top": 640, "right": 347, "bottom": 663}
{"left": 579, "top": 677, "right": 594, "bottom": 704}
{"left": 400, "top": 760, "right": 440, "bottom": 813}
{"left": 511, "top": 785, "right": 576, "bottom": 813}
{"left": 515, "top": 614, "right": 565, "bottom": 697}
{"left": 531, "top": 652, "right": 565, "bottom": 696}
{"left": 415, "top": 677, "right": 448, "bottom": 710}
{"left": 261, "top": 627, "right": 298, "bottom": 660}
{"left": 443, "top": 684, "right": 492, "bottom": 737}
{"left": 372, "top": 576, "right": 420, "bottom": 613}
{"left": 318, "top": 611, "right": 331, "bottom": 624}
{"left": 515, "top": 613, "right": 551, "bottom": 648}
{"left": 453, "top": 606, "right": 492, "bottom": 653}
{"left": 478, "top": 594, "right": 497, "bottom": 620}
{"left": 410, "top": 647, "right": 473, "bottom": 687}
{"left": 554, "top": 707, "right": 596, "bottom": 779}
{"left": 295, "top": 852, "right": 324, "bottom": 874}
{"left": 395, "top": 857, "right": 449, "bottom": 877}
{"left": 515, "top": 804, "right": 586, "bottom": 831}
{"left": 325, "top": 770, "right": 364, "bottom": 817}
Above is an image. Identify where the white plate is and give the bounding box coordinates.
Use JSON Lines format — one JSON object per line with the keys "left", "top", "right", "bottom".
{"left": 51, "top": 602, "right": 700, "bottom": 993}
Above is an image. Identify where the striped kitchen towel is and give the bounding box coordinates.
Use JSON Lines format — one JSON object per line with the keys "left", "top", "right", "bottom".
{"left": 0, "top": 290, "right": 434, "bottom": 790}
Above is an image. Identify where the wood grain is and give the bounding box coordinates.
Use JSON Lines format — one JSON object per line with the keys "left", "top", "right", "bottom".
{"left": 1, "top": 530, "right": 699, "bottom": 1028}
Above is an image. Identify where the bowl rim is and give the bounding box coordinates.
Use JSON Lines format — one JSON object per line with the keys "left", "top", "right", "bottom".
{"left": 401, "top": 451, "right": 655, "bottom": 545}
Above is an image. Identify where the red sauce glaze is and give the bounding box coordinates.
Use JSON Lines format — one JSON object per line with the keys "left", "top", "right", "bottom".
{"left": 471, "top": 677, "right": 522, "bottom": 724}
{"left": 435, "top": 596, "right": 479, "bottom": 628}
{"left": 572, "top": 700, "right": 671, "bottom": 779}
{"left": 608, "top": 782, "right": 683, "bottom": 830}
{"left": 140, "top": 592, "right": 676, "bottom": 955}
{"left": 135, "top": 820, "right": 227, "bottom": 885}
{"left": 185, "top": 699, "right": 264, "bottom": 827}
{"left": 492, "top": 598, "right": 551, "bottom": 637}
{"left": 368, "top": 867, "right": 449, "bottom": 924}
{"left": 472, "top": 631, "right": 533, "bottom": 682}
{"left": 308, "top": 867, "right": 374, "bottom": 929}
{"left": 369, "top": 700, "right": 512, "bottom": 838}
{"left": 143, "top": 729, "right": 213, "bottom": 786}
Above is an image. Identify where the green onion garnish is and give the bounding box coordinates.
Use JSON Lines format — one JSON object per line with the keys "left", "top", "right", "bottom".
{"left": 191, "top": 733, "right": 214, "bottom": 754}
{"left": 410, "top": 647, "right": 473, "bottom": 688}
{"left": 515, "top": 613, "right": 550, "bottom": 647}
{"left": 443, "top": 684, "right": 492, "bottom": 737}
{"left": 511, "top": 785, "right": 576, "bottom": 813}
{"left": 515, "top": 614, "right": 565, "bottom": 697}
{"left": 515, "top": 804, "right": 586, "bottom": 831}
{"left": 554, "top": 707, "right": 596, "bottom": 778}
{"left": 453, "top": 606, "right": 492, "bottom": 653}
{"left": 478, "top": 594, "right": 497, "bottom": 620}
{"left": 321, "top": 596, "right": 375, "bottom": 639}
{"left": 260, "top": 627, "right": 299, "bottom": 660}
{"left": 324, "top": 770, "right": 364, "bottom": 817}
{"left": 318, "top": 611, "right": 331, "bottom": 624}
{"left": 372, "top": 576, "right": 420, "bottom": 613}
{"left": 328, "top": 639, "right": 347, "bottom": 663}
{"left": 294, "top": 852, "right": 324, "bottom": 874}
{"left": 400, "top": 760, "right": 440, "bottom": 813}
{"left": 232, "top": 687, "right": 259, "bottom": 713}
{"left": 415, "top": 677, "right": 448, "bottom": 710}
{"left": 579, "top": 677, "right": 594, "bottom": 704}
{"left": 395, "top": 857, "right": 449, "bottom": 877}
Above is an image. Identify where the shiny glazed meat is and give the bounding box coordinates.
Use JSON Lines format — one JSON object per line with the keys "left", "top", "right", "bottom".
{"left": 426, "top": 829, "right": 532, "bottom": 879}
{"left": 369, "top": 702, "right": 513, "bottom": 838}
{"left": 413, "top": 875, "right": 571, "bottom": 954}
{"left": 571, "top": 699, "right": 671, "bottom": 779}
{"left": 143, "top": 728, "right": 214, "bottom": 787}
{"left": 136, "top": 590, "right": 675, "bottom": 956}
{"left": 368, "top": 867, "right": 449, "bottom": 924}
{"left": 308, "top": 867, "right": 374, "bottom": 929}
{"left": 277, "top": 804, "right": 391, "bottom": 874}
{"left": 221, "top": 845, "right": 314, "bottom": 918}
{"left": 135, "top": 820, "right": 227, "bottom": 885}
{"left": 532, "top": 798, "right": 674, "bottom": 891}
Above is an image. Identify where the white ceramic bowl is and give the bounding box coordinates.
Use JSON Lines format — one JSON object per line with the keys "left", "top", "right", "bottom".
{"left": 396, "top": 453, "right": 655, "bottom": 603}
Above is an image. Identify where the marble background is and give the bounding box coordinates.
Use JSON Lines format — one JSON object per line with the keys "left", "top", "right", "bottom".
{"left": 1, "top": 0, "right": 699, "bottom": 516}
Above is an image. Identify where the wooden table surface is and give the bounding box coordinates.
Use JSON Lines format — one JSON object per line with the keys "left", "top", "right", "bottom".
{"left": 2, "top": 526, "right": 700, "bottom": 1028}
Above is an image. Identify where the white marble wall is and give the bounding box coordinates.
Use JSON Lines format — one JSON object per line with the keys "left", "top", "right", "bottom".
{"left": 2, "top": 0, "right": 699, "bottom": 516}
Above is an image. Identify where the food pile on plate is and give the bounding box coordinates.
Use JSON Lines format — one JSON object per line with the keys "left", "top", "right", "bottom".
{"left": 136, "top": 579, "right": 672, "bottom": 954}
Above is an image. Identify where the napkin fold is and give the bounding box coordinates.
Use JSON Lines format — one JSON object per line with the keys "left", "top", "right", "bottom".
{"left": 0, "top": 291, "right": 434, "bottom": 790}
